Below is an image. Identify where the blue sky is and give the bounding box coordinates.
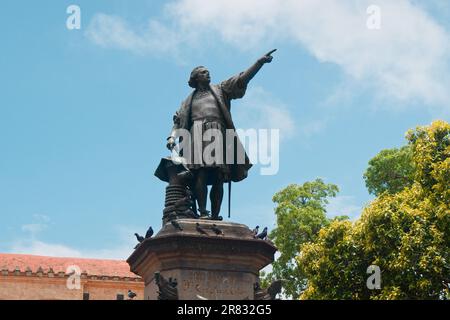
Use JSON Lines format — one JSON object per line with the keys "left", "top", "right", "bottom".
{"left": 0, "top": 0, "right": 448, "bottom": 259}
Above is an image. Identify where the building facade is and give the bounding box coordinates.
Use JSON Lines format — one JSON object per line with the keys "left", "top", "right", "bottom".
{"left": 0, "top": 253, "right": 144, "bottom": 300}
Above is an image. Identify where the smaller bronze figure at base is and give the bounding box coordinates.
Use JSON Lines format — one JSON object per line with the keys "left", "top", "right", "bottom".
{"left": 254, "top": 280, "right": 283, "bottom": 300}
{"left": 154, "top": 271, "right": 178, "bottom": 300}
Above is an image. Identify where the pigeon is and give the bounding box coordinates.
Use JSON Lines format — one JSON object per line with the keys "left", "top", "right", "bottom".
{"left": 128, "top": 290, "right": 137, "bottom": 299}
{"left": 256, "top": 227, "right": 268, "bottom": 240}
{"left": 171, "top": 219, "right": 183, "bottom": 231}
{"left": 145, "top": 226, "right": 154, "bottom": 239}
{"left": 211, "top": 224, "right": 224, "bottom": 235}
{"left": 196, "top": 223, "right": 208, "bottom": 235}
{"left": 251, "top": 226, "right": 259, "bottom": 238}
{"left": 134, "top": 233, "right": 145, "bottom": 243}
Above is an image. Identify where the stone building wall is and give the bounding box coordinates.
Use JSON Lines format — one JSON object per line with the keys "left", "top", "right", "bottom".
{"left": 0, "top": 253, "right": 144, "bottom": 300}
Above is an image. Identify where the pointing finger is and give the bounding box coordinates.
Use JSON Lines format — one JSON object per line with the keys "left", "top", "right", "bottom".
{"left": 265, "top": 49, "right": 277, "bottom": 56}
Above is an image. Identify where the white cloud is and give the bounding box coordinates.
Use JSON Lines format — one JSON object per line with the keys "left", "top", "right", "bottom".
{"left": 87, "top": 0, "right": 450, "bottom": 109}
{"left": 21, "top": 224, "right": 47, "bottom": 236}
{"left": 233, "top": 87, "right": 296, "bottom": 141}
{"left": 299, "top": 119, "right": 327, "bottom": 139}
{"left": 233, "top": 87, "right": 327, "bottom": 142}
{"left": 32, "top": 214, "right": 51, "bottom": 222}
{"left": 169, "top": 0, "right": 450, "bottom": 107}
{"left": 326, "top": 195, "right": 362, "bottom": 220}
{"left": 10, "top": 239, "right": 135, "bottom": 260}
{"left": 11, "top": 240, "right": 83, "bottom": 258}
{"left": 8, "top": 237, "right": 136, "bottom": 260}
{"left": 85, "top": 14, "right": 186, "bottom": 61}
{"left": 20, "top": 214, "right": 50, "bottom": 238}
{"left": 12, "top": 218, "right": 138, "bottom": 260}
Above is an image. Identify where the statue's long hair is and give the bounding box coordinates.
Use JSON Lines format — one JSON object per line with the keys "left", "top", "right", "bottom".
{"left": 188, "top": 66, "right": 206, "bottom": 89}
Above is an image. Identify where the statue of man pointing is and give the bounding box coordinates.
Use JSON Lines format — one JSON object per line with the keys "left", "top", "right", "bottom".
{"left": 167, "top": 50, "right": 276, "bottom": 220}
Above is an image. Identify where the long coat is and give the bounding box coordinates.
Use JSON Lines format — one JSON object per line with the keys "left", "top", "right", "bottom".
{"left": 170, "top": 72, "right": 252, "bottom": 183}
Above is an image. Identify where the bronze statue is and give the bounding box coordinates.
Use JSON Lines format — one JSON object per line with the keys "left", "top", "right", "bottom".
{"left": 166, "top": 50, "right": 276, "bottom": 220}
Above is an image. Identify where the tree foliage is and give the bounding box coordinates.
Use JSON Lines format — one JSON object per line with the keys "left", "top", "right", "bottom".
{"left": 363, "top": 145, "right": 415, "bottom": 196}
{"left": 267, "top": 121, "right": 449, "bottom": 299}
{"left": 298, "top": 120, "right": 450, "bottom": 299}
{"left": 261, "top": 179, "right": 340, "bottom": 299}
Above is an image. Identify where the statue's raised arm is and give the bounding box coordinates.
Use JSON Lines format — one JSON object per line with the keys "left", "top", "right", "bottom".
{"left": 240, "top": 49, "right": 276, "bottom": 85}
{"left": 219, "top": 49, "right": 277, "bottom": 101}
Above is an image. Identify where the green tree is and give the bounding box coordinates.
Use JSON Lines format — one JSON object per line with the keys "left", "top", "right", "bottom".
{"left": 299, "top": 220, "right": 368, "bottom": 299}
{"left": 298, "top": 120, "right": 450, "bottom": 300}
{"left": 363, "top": 145, "right": 415, "bottom": 196}
{"left": 261, "top": 179, "right": 340, "bottom": 299}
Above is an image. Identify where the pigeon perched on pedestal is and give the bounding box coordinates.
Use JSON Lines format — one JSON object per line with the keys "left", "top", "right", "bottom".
{"left": 256, "top": 227, "right": 268, "bottom": 240}
{"left": 145, "top": 226, "right": 154, "bottom": 239}
{"left": 128, "top": 290, "right": 137, "bottom": 299}
{"left": 134, "top": 233, "right": 144, "bottom": 243}
{"left": 133, "top": 233, "right": 145, "bottom": 249}
{"left": 196, "top": 223, "right": 208, "bottom": 235}
{"left": 251, "top": 226, "right": 259, "bottom": 238}
{"left": 211, "top": 224, "right": 224, "bottom": 236}
{"left": 171, "top": 219, "right": 183, "bottom": 231}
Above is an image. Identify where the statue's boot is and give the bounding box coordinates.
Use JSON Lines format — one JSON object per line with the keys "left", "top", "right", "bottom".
{"left": 211, "top": 214, "right": 223, "bottom": 221}
{"left": 211, "top": 207, "right": 223, "bottom": 221}
{"left": 198, "top": 209, "right": 210, "bottom": 219}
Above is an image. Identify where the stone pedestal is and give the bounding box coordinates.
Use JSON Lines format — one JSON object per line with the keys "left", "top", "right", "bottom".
{"left": 127, "top": 219, "right": 277, "bottom": 300}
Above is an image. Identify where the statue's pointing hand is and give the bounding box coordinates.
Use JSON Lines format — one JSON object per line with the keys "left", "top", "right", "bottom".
{"left": 259, "top": 49, "right": 276, "bottom": 64}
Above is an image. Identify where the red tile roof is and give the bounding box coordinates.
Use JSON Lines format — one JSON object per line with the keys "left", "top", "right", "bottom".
{"left": 0, "top": 253, "right": 140, "bottom": 279}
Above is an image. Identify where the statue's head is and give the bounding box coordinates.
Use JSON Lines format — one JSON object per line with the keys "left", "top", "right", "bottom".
{"left": 188, "top": 66, "right": 210, "bottom": 88}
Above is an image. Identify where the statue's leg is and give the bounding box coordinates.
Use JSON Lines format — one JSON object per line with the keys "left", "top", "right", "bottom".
{"left": 194, "top": 168, "right": 209, "bottom": 216}
{"left": 210, "top": 169, "right": 224, "bottom": 220}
